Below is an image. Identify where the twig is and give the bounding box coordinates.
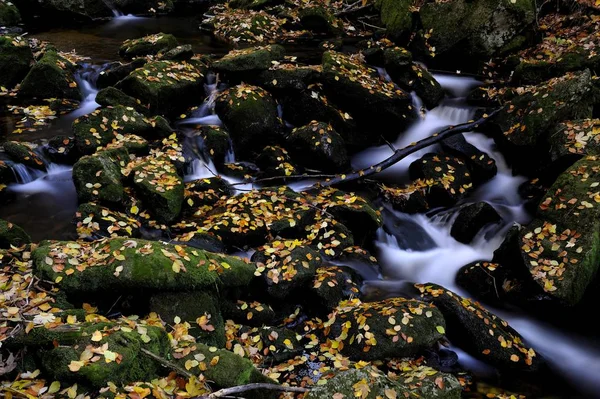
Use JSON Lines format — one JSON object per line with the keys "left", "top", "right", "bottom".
{"left": 381, "top": 136, "right": 397, "bottom": 152}
{"left": 304, "top": 107, "right": 503, "bottom": 191}
{"left": 140, "top": 348, "right": 194, "bottom": 379}
{"left": 336, "top": 3, "right": 372, "bottom": 16}
{"left": 195, "top": 383, "right": 310, "bottom": 399}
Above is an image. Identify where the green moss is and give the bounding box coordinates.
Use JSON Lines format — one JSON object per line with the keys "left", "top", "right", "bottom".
{"left": 0, "top": 219, "right": 31, "bottom": 249}
{"left": 19, "top": 50, "right": 80, "bottom": 100}
{"left": 33, "top": 237, "right": 256, "bottom": 293}
{"left": 298, "top": 6, "right": 342, "bottom": 36}
{"left": 119, "top": 33, "right": 179, "bottom": 60}
{"left": 72, "top": 153, "right": 125, "bottom": 204}
{"left": 3, "top": 141, "right": 45, "bottom": 170}
{"left": 96, "top": 86, "right": 147, "bottom": 114}
{"left": 76, "top": 202, "right": 141, "bottom": 240}
{"left": 288, "top": 122, "right": 349, "bottom": 173}
{"left": 196, "top": 125, "right": 231, "bottom": 164}
{"left": 213, "top": 45, "right": 285, "bottom": 73}
{"left": 374, "top": 0, "right": 412, "bottom": 40}
{"left": 0, "top": 36, "right": 32, "bottom": 89}
{"left": 0, "top": 1, "right": 21, "bottom": 26}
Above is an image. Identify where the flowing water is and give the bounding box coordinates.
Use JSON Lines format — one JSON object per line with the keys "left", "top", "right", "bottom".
{"left": 3, "top": 17, "right": 600, "bottom": 397}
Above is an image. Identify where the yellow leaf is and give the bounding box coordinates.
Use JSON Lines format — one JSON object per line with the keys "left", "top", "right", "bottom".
{"left": 68, "top": 360, "right": 84, "bottom": 372}
{"left": 172, "top": 261, "right": 181, "bottom": 273}
{"left": 48, "top": 381, "right": 61, "bottom": 394}
{"left": 91, "top": 330, "right": 102, "bottom": 342}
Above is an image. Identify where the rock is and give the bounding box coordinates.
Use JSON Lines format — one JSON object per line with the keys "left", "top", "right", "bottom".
{"left": 182, "top": 177, "right": 232, "bottom": 212}
{"left": 0, "top": 219, "right": 30, "bottom": 248}
{"left": 132, "top": 157, "right": 184, "bottom": 223}
{"left": 306, "top": 365, "right": 461, "bottom": 399}
{"left": 3, "top": 141, "right": 45, "bottom": 170}
{"left": 194, "top": 125, "right": 231, "bottom": 165}
{"left": 75, "top": 202, "right": 141, "bottom": 240}
{"left": 221, "top": 299, "right": 276, "bottom": 326}
{"left": 95, "top": 86, "right": 147, "bottom": 114}
{"left": 20, "top": 0, "right": 113, "bottom": 22}
{"left": 547, "top": 119, "right": 600, "bottom": 169}
{"left": 321, "top": 51, "right": 415, "bottom": 140}
{"left": 309, "top": 266, "right": 361, "bottom": 312}
{"left": 408, "top": 153, "right": 473, "bottom": 207}
{"left": 19, "top": 50, "right": 80, "bottom": 100}
{"left": 96, "top": 59, "right": 147, "bottom": 89}
{"left": 0, "top": 159, "right": 15, "bottom": 186}
{"left": 450, "top": 202, "right": 501, "bottom": 244}
{"left": 34, "top": 322, "right": 170, "bottom": 388}
{"left": 417, "top": 283, "right": 542, "bottom": 371}
{"left": 374, "top": 0, "right": 412, "bottom": 41}
{"left": 113, "top": 0, "right": 174, "bottom": 15}
{"left": 221, "top": 161, "right": 261, "bottom": 179}
{"left": 299, "top": 6, "right": 342, "bottom": 36}
{"left": 119, "top": 33, "right": 179, "bottom": 60}
{"left": 238, "top": 325, "right": 303, "bottom": 362}
{"left": 440, "top": 134, "right": 497, "bottom": 184}
{"left": 287, "top": 121, "right": 350, "bottom": 173}
{"left": 72, "top": 106, "right": 157, "bottom": 155}
{"left": 0, "top": 35, "right": 32, "bottom": 89}
{"left": 255, "top": 145, "right": 298, "bottom": 178}
{"left": 33, "top": 237, "right": 257, "bottom": 293}
{"left": 45, "top": 135, "right": 78, "bottom": 164}
{"left": 158, "top": 44, "right": 194, "bottom": 61}
{"left": 215, "top": 84, "right": 283, "bottom": 157}
{"left": 255, "top": 64, "right": 320, "bottom": 92}
{"left": 72, "top": 150, "right": 126, "bottom": 204}
{"left": 174, "top": 231, "right": 226, "bottom": 254}
{"left": 0, "top": 1, "right": 21, "bottom": 26}
{"left": 252, "top": 242, "right": 323, "bottom": 299}
{"left": 118, "top": 60, "right": 205, "bottom": 116}
{"left": 518, "top": 156, "right": 600, "bottom": 305}
{"left": 491, "top": 70, "right": 595, "bottom": 173}
{"left": 383, "top": 47, "right": 444, "bottom": 109}
{"left": 324, "top": 297, "right": 446, "bottom": 360}
{"left": 210, "top": 9, "right": 285, "bottom": 46}
{"left": 149, "top": 291, "right": 225, "bottom": 347}
{"left": 419, "top": 0, "right": 535, "bottom": 61}
{"left": 306, "top": 216, "right": 355, "bottom": 258}
{"left": 213, "top": 45, "right": 285, "bottom": 74}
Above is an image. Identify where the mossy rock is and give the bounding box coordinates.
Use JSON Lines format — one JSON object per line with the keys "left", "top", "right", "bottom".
{"left": 72, "top": 152, "right": 125, "bottom": 204}
{"left": 37, "top": 322, "right": 170, "bottom": 388}
{"left": 518, "top": 156, "right": 600, "bottom": 305}
{"left": 75, "top": 202, "right": 141, "bottom": 240}
{"left": 324, "top": 297, "right": 445, "bottom": 360}
{"left": 450, "top": 202, "right": 501, "bottom": 244}
{"left": 33, "top": 237, "right": 257, "bottom": 293}
{"left": 252, "top": 242, "right": 323, "bottom": 299}
{"left": 3, "top": 141, "right": 45, "bottom": 170}
{"left": 45, "top": 135, "right": 78, "bottom": 164}
{"left": 374, "top": 0, "right": 413, "bottom": 41}
{"left": 221, "top": 161, "right": 261, "bottom": 179}
{"left": 418, "top": 283, "right": 542, "bottom": 371}
{"left": 158, "top": 44, "right": 194, "bottom": 61}
{"left": 150, "top": 291, "right": 225, "bottom": 347}
{"left": 0, "top": 1, "right": 21, "bottom": 26}
{"left": 0, "top": 219, "right": 31, "bottom": 249}
{"left": 119, "top": 33, "right": 179, "bottom": 60}
{"left": 97, "top": 59, "right": 147, "bottom": 89}
{"left": 255, "top": 64, "right": 320, "bottom": 91}
{"left": 215, "top": 84, "right": 283, "bottom": 157}
{"left": 298, "top": 6, "right": 342, "bottom": 36}
{"left": 287, "top": 121, "right": 350, "bottom": 173}
{"left": 73, "top": 106, "right": 156, "bottom": 155}
{"left": 19, "top": 50, "right": 80, "bottom": 100}
{"left": 113, "top": 0, "right": 174, "bottom": 14}
{"left": 547, "top": 119, "right": 600, "bottom": 168}
{"left": 237, "top": 325, "right": 302, "bottom": 361}
{"left": 181, "top": 176, "right": 232, "bottom": 217}
{"left": 309, "top": 266, "right": 362, "bottom": 312}
{"left": 211, "top": 9, "right": 285, "bottom": 47}
{"left": 306, "top": 365, "right": 461, "bottom": 399}
{"left": 255, "top": 145, "right": 298, "bottom": 178}
{"left": 221, "top": 299, "right": 276, "bottom": 326}
{"left": 195, "top": 125, "right": 231, "bottom": 165}
{"left": 440, "top": 133, "right": 497, "bottom": 184}
{"left": 213, "top": 45, "right": 285, "bottom": 73}
{"left": 95, "top": 86, "right": 147, "bottom": 114}
{"left": 118, "top": 60, "right": 204, "bottom": 116}
{"left": 321, "top": 51, "right": 414, "bottom": 141}
{"left": 306, "top": 216, "right": 355, "bottom": 258}
{"left": 0, "top": 35, "right": 32, "bottom": 89}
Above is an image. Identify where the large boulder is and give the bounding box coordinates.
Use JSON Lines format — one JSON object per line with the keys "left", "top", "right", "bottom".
{"left": 547, "top": 119, "right": 600, "bottom": 168}
{"left": 321, "top": 51, "right": 415, "bottom": 140}
{"left": 0, "top": 36, "right": 32, "bottom": 89}
{"left": 210, "top": 9, "right": 285, "bottom": 47}
{"left": 118, "top": 60, "right": 204, "bottom": 116}
{"left": 75, "top": 202, "right": 141, "bottom": 240}
{"left": 3, "top": 141, "right": 45, "bottom": 170}
{"left": 417, "top": 283, "right": 542, "bottom": 371}
{"left": 0, "top": 219, "right": 30, "bottom": 248}
{"left": 19, "top": 50, "right": 80, "bottom": 100}
{"left": 450, "top": 202, "right": 502, "bottom": 244}
{"left": 119, "top": 33, "right": 179, "bottom": 60}
{"left": 17, "top": 0, "right": 113, "bottom": 22}
{"left": 440, "top": 133, "right": 497, "bottom": 184}
{"left": 0, "top": 1, "right": 21, "bottom": 26}
{"left": 212, "top": 45, "right": 285, "bottom": 74}
{"left": 287, "top": 121, "right": 350, "bottom": 173}
{"left": 374, "top": 0, "right": 412, "bottom": 41}
{"left": 72, "top": 150, "right": 126, "bottom": 205}
{"left": 214, "top": 84, "right": 283, "bottom": 157}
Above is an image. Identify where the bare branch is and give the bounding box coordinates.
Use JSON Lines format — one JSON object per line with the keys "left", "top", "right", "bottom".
{"left": 194, "top": 383, "right": 310, "bottom": 399}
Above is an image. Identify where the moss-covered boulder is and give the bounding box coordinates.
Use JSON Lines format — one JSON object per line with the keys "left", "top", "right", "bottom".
{"left": 96, "top": 59, "right": 147, "bottom": 89}
{"left": 419, "top": 0, "right": 535, "bottom": 60}
{"left": 0, "top": 0, "right": 21, "bottom": 26}
{"left": 33, "top": 237, "right": 257, "bottom": 293}
{"left": 181, "top": 176, "right": 232, "bottom": 216}
{"left": 383, "top": 46, "right": 444, "bottom": 109}
{"left": 451, "top": 202, "right": 501, "bottom": 244}
{"left": 299, "top": 6, "right": 342, "bottom": 36}
{"left": 309, "top": 266, "right": 361, "bottom": 312}
{"left": 418, "top": 284, "right": 542, "bottom": 371}
{"left": 255, "top": 145, "right": 298, "bottom": 178}
{"left": 255, "top": 63, "right": 320, "bottom": 92}
{"left": 118, "top": 60, "right": 204, "bottom": 115}
{"left": 132, "top": 157, "right": 184, "bottom": 223}
{"left": 323, "top": 297, "right": 445, "bottom": 360}
{"left": 210, "top": 9, "right": 285, "bottom": 46}
{"left": 306, "top": 216, "right": 355, "bottom": 258}
{"left": 374, "top": 0, "right": 413, "bottom": 41}
{"left": 150, "top": 291, "right": 225, "bottom": 347}
{"left": 75, "top": 202, "right": 141, "bottom": 240}
{"left": 213, "top": 45, "right": 285, "bottom": 74}
{"left": 19, "top": 50, "right": 80, "bottom": 100}
{"left": 221, "top": 299, "right": 276, "bottom": 326}
{"left": 252, "top": 242, "right": 323, "bottom": 299}
{"left": 547, "top": 119, "right": 600, "bottom": 168}
{"left": 119, "top": 33, "right": 179, "bottom": 60}
{"left": 0, "top": 35, "right": 32, "bottom": 89}
{"left": 215, "top": 84, "right": 283, "bottom": 156}
{"left": 306, "top": 365, "right": 461, "bottom": 399}
{"left": 24, "top": 0, "right": 113, "bottom": 21}
{"left": 45, "top": 135, "right": 78, "bottom": 164}
{"left": 72, "top": 151, "right": 126, "bottom": 204}
{"left": 158, "top": 44, "right": 194, "bottom": 61}
{"left": 34, "top": 322, "right": 170, "bottom": 388}
{"left": 95, "top": 86, "right": 147, "bottom": 114}
{"left": 321, "top": 51, "right": 414, "bottom": 140}
{"left": 440, "top": 133, "right": 497, "bottom": 184}
{"left": 194, "top": 125, "right": 231, "bottom": 165}
{"left": 3, "top": 141, "right": 45, "bottom": 170}
{"left": 518, "top": 156, "right": 600, "bottom": 305}
{"left": 287, "top": 122, "right": 349, "bottom": 173}
{"left": 0, "top": 219, "right": 30, "bottom": 248}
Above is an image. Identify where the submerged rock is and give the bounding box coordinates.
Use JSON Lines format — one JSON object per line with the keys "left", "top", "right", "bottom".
{"left": 3, "top": 141, "right": 45, "bottom": 170}
{"left": 19, "top": 50, "right": 80, "bottom": 100}
{"left": 417, "top": 283, "right": 542, "bottom": 371}
{"left": 287, "top": 121, "right": 350, "bottom": 173}
{"left": 0, "top": 219, "right": 30, "bottom": 249}
{"left": 450, "top": 202, "right": 501, "bottom": 244}
{"left": 119, "top": 33, "right": 179, "bottom": 60}
{"left": 0, "top": 35, "right": 32, "bottom": 89}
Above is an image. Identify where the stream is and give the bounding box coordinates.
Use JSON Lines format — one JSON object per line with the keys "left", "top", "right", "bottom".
{"left": 2, "top": 15, "right": 600, "bottom": 398}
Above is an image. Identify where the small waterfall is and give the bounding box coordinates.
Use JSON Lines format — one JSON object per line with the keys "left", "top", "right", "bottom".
{"left": 68, "top": 63, "right": 103, "bottom": 119}
{"left": 178, "top": 73, "right": 224, "bottom": 127}
{"left": 10, "top": 164, "right": 45, "bottom": 184}
{"left": 375, "top": 67, "right": 393, "bottom": 83}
